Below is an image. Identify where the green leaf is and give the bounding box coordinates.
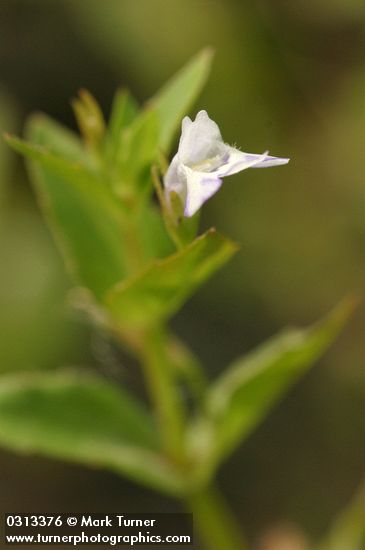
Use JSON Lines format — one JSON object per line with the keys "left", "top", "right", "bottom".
{"left": 0, "top": 370, "right": 185, "bottom": 495}
{"left": 5, "top": 134, "right": 127, "bottom": 301}
{"left": 135, "top": 202, "right": 175, "bottom": 261}
{"left": 71, "top": 89, "right": 106, "bottom": 149}
{"left": 107, "top": 229, "right": 238, "bottom": 329}
{"left": 188, "top": 298, "right": 355, "bottom": 479}
{"left": 105, "top": 89, "right": 139, "bottom": 162}
{"left": 24, "top": 113, "right": 90, "bottom": 165}
{"left": 119, "top": 108, "right": 160, "bottom": 186}
{"left": 147, "top": 48, "right": 213, "bottom": 152}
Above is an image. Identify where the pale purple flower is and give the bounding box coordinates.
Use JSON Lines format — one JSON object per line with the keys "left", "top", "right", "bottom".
{"left": 164, "top": 110, "right": 289, "bottom": 217}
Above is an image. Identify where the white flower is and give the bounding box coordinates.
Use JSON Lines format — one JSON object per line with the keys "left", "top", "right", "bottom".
{"left": 164, "top": 110, "right": 289, "bottom": 217}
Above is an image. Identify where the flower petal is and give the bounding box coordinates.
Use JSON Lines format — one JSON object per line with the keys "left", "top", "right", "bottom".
{"left": 178, "top": 110, "right": 227, "bottom": 168}
{"left": 181, "top": 116, "right": 192, "bottom": 133}
{"left": 216, "top": 149, "right": 268, "bottom": 177}
{"left": 163, "top": 153, "right": 188, "bottom": 214}
{"left": 243, "top": 152, "right": 290, "bottom": 168}
{"left": 183, "top": 165, "right": 222, "bottom": 217}
{"left": 164, "top": 153, "right": 184, "bottom": 191}
{"left": 217, "top": 148, "right": 289, "bottom": 177}
{"left": 164, "top": 110, "right": 290, "bottom": 218}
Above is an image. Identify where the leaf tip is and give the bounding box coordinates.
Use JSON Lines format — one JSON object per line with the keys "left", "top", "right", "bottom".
{"left": 329, "top": 294, "right": 360, "bottom": 328}
{"left": 199, "top": 46, "right": 215, "bottom": 64}
{"left": 78, "top": 87, "right": 89, "bottom": 98}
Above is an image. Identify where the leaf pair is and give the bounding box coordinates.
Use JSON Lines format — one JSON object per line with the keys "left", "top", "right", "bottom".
{"left": 0, "top": 300, "right": 353, "bottom": 495}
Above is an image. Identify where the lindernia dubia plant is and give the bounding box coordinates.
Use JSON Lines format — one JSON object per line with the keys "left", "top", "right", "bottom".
{"left": 3, "top": 49, "right": 355, "bottom": 549}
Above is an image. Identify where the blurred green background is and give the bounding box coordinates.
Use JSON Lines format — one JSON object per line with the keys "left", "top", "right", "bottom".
{"left": 1, "top": 0, "right": 365, "bottom": 547}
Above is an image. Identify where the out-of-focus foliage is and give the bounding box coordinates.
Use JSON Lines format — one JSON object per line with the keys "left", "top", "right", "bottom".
{"left": 1, "top": 0, "right": 365, "bottom": 546}
{"left": 107, "top": 230, "right": 237, "bottom": 330}
{"left": 0, "top": 92, "right": 84, "bottom": 374}
{"left": 187, "top": 299, "right": 355, "bottom": 483}
{"left": 0, "top": 369, "right": 190, "bottom": 495}
{"left": 3, "top": 46, "right": 353, "bottom": 544}
{"left": 318, "top": 479, "right": 365, "bottom": 550}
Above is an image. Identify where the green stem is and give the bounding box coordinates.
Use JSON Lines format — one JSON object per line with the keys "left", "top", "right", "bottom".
{"left": 117, "top": 195, "right": 185, "bottom": 460}
{"left": 188, "top": 485, "right": 248, "bottom": 550}
{"left": 141, "top": 325, "right": 185, "bottom": 461}
{"left": 140, "top": 327, "right": 248, "bottom": 548}
{"left": 115, "top": 191, "right": 246, "bottom": 547}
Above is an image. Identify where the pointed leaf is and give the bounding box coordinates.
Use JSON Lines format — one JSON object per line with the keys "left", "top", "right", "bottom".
{"left": 136, "top": 202, "right": 175, "bottom": 261}
{"left": 119, "top": 108, "right": 160, "bottom": 185}
{"left": 106, "top": 229, "right": 238, "bottom": 329}
{"left": 71, "top": 89, "right": 106, "bottom": 149}
{"left": 188, "top": 298, "right": 355, "bottom": 477}
{"left": 0, "top": 370, "right": 185, "bottom": 495}
{"left": 147, "top": 48, "right": 213, "bottom": 152}
{"left": 26, "top": 113, "right": 91, "bottom": 165}
{"left": 106, "top": 89, "right": 139, "bottom": 155}
{"left": 104, "top": 89, "right": 139, "bottom": 174}
{"left": 6, "top": 134, "right": 127, "bottom": 300}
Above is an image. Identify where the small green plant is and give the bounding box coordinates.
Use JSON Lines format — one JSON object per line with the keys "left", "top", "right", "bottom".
{"left": 3, "top": 49, "right": 353, "bottom": 549}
